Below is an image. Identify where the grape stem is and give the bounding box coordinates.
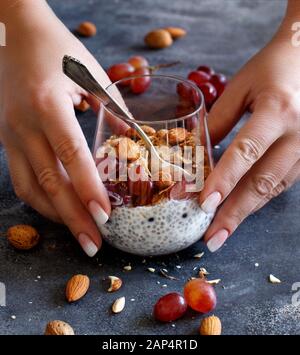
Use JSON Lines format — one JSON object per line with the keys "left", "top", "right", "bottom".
{"left": 148, "top": 61, "right": 181, "bottom": 73}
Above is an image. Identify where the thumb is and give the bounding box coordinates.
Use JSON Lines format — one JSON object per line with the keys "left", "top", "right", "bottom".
{"left": 207, "top": 72, "right": 249, "bottom": 145}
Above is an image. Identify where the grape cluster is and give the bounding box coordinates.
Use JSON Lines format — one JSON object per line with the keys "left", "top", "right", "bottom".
{"left": 187, "top": 65, "right": 227, "bottom": 110}
{"left": 107, "top": 56, "right": 151, "bottom": 94}
{"left": 154, "top": 278, "right": 217, "bottom": 323}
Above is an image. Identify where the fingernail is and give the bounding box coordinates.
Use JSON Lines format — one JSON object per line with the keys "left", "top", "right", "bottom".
{"left": 88, "top": 200, "right": 109, "bottom": 226}
{"left": 201, "top": 191, "right": 222, "bottom": 214}
{"left": 206, "top": 229, "right": 229, "bottom": 253}
{"left": 78, "top": 233, "right": 98, "bottom": 257}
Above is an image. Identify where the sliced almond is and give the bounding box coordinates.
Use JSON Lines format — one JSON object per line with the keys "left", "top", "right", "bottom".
{"left": 107, "top": 276, "right": 122, "bottom": 292}
{"left": 112, "top": 296, "right": 125, "bottom": 313}
{"left": 147, "top": 268, "right": 156, "bottom": 273}
{"left": 269, "top": 274, "right": 281, "bottom": 284}
{"left": 193, "top": 252, "right": 204, "bottom": 259}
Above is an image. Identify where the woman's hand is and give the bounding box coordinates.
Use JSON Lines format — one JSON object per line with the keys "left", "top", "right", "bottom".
{"left": 200, "top": 5, "right": 300, "bottom": 252}
{"left": 0, "top": 0, "right": 111, "bottom": 256}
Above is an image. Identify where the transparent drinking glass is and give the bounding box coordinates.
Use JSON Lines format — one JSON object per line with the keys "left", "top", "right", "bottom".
{"left": 93, "top": 74, "right": 214, "bottom": 256}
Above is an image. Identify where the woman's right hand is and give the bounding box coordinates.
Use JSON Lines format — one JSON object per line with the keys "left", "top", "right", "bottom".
{"left": 0, "top": 0, "right": 112, "bottom": 256}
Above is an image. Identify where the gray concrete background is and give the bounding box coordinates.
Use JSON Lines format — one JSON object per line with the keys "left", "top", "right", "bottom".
{"left": 1, "top": 0, "right": 300, "bottom": 335}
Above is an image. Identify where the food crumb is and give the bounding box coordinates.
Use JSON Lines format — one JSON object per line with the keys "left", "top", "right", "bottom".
{"left": 162, "top": 284, "right": 168, "bottom": 288}
{"left": 11, "top": 315, "right": 16, "bottom": 320}
{"left": 176, "top": 265, "right": 182, "bottom": 269}
{"left": 255, "top": 263, "right": 259, "bottom": 267}
{"left": 130, "top": 298, "right": 135, "bottom": 302}
{"left": 171, "top": 324, "right": 176, "bottom": 328}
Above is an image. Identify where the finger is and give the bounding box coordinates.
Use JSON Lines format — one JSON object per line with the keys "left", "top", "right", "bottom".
{"left": 39, "top": 95, "right": 111, "bottom": 226}
{"left": 253, "top": 159, "right": 300, "bottom": 212}
{"left": 4, "top": 143, "right": 61, "bottom": 223}
{"left": 208, "top": 71, "right": 248, "bottom": 145}
{"left": 203, "top": 135, "right": 299, "bottom": 252}
{"left": 200, "top": 105, "right": 286, "bottom": 214}
{"left": 20, "top": 131, "right": 102, "bottom": 257}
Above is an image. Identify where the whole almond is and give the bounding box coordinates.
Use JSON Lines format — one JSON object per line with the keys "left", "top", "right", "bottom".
{"left": 77, "top": 21, "right": 97, "bottom": 37}
{"left": 199, "top": 315, "right": 222, "bottom": 335}
{"left": 126, "top": 125, "right": 156, "bottom": 139}
{"left": 141, "top": 125, "right": 156, "bottom": 136}
{"left": 144, "top": 29, "right": 173, "bottom": 49}
{"left": 107, "top": 276, "right": 122, "bottom": 292}
{"left": 74, "top": 99, "right": 90, "bottom": 112}
{"left": 167, "top": 127, "right": 187, "bottom": 145}
{"left": 165, "top": 27, "right": 187, "bottom": 39}
{"left": 116, "top": 137, "right": 140, "bottom": 161}
{"left": 7, "top": 225, "right": 40, "bottom": 250}
{"left": 45, "top": 320, "right": 74, "bottom": 335}
{"left": 112, "top": 296, "right": 126, "bottom": 313}
{"left": 65, "top": 274, "right": 90, "bottom": 302}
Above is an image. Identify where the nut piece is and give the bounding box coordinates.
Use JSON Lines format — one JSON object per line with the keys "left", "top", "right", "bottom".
{"left": 123, "top": 265, "right": 132, "bottom": 271}
{"left": 108, "top": 276, "right": 122, "bottom": 292}
{"left": 141, "top": 125, "right": 156, "bottom": 136}
{"left": 65, "top": 274, "right": 90, "bottom": 302}
{"left": 193, "top": 252, "right": 205, "bottom": 259}
{"left": 116, "top": 137, "right": 140, "bottom": 161}
{"left": 74, "top": 99, "right": 90, "bottom": 112}
{"left": 45, "top": 320, "right": 74, "bottom": 335}
{"left": 126, "top": 125, "right": 156, "bottom": 139}
{"left": 269, "top": 274, "right": 281, "bottom": 284}
{"left": 206, "top": 279, "right": 221, "bottom": 285}
{"left": 144, "top": 29, "right": 173, "bottom": 49}
{"left": 77, "top": 21, "right": 97, "bottom": 37}
{"left": 112, "top": 296, "right": 126, "bottom": 313}
{"left": 156, "top": 129, "right": 168, "bottom": 139}
{"left": 167, "top": 127, "right": 187, "bottom": 145}
{"left": 7, "top": 225, "right": 40, "bottom": 250}
{"left": 164, "top": 27, "right": 187, "bottom": 39}
{"left": 154, "top": 171, "right": 173, "bottom": 190}
{"left": 199, "top": 316, "right": 222, "bottom": 336}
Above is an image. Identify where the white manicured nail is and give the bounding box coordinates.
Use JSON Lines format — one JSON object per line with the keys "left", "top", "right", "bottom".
{"left": 88, "top": 200, "right": 109, "bottom": 226}
{"left": 201, "top": 191, "right": 222, "bottom": 213}
{"left": 207, "top": 229, "right": 228, "bottom": 253}
{"left": 78, "top": 233, "right": 98, "bottom": 257}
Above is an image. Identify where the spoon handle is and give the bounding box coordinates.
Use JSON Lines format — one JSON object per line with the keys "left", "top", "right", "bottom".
{"left": 63, "top": 55, "right": 129, "bottom": 118}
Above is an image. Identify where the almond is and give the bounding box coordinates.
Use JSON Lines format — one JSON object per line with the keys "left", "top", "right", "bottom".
{"left": 156, "top": 129, "right": 168, "bottom": 139}
{"left": 45, "top": 320, "right": 74, "bottom": 335}
{"left": 141, "top": 125, "right": 156, "bottom": 136}
{"left": 7, "top": 225, "right": 40, "bottom": 250}
{"left": 65, "top": 274, "right": 90, "bottom": 302}
{"left": 77, "top": 21, "right": 97, "bottom": 37}
{"left": 112, "top": 296, "right": 125, "bottom": 313}
{"left": 107, "top": 276, "right": 122, "bottom": 292}
{"left": 116, "top": 137, "right": 140, "bottom": 161}
{"left": 167, "top": 127, "right": 187, "bottom": 145}
{"left": 165, "top": 27, "right": 187, "bottom": 39}
{"left": 144, "top": 29, "right": 173, "bottom": 49}
{"left": 199, "top": 315, "right": 222, "bottom": 336}
{"left": 154, "top": 171, "right": 173, "bottom": 190}
{"left": 74, "top": 99, "right": 90, "bottom": 112}
{"left": 125, "top": 125, "right": 156, "bottom": 139}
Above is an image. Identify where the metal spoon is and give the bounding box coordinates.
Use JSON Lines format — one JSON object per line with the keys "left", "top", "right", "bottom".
{"left": 62, "top": 55, "right": 191, "bottom": 178}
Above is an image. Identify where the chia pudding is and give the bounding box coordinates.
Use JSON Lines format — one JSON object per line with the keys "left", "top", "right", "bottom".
{"left": 95, "top": 124, "right": 214, "bottom": 256}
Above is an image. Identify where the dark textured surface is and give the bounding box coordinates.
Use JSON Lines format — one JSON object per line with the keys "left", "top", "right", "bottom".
{"left": 1, "top": 0, "right": 300, "bottom": 335}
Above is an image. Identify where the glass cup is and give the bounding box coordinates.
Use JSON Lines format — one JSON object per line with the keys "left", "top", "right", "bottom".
{"left": 93, "top": 74, "right": 214, "bottom": 256}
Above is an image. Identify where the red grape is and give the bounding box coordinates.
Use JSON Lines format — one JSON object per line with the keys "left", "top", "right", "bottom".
{"left": 196, "top": 65, "right": 215, "bottom": 77}
{"left": 107, "top": 63, "right": 135, "bottom": 85}
{"left": 184, "top": 278, "right": 217, "bottom": 313}
{"left": 128, "top": 55, "right": 149, "bottom": 69}
{"left": 176, "top": 81, "right": 201, "bottom": 106}
{"left": 198, "top": 82, "right": 217, "bottom": 107}
{"left": 154, "top": 293, "right": 188, "bottom": 322}
{"left": 130, "top": 67, "right": 151, "bottom": 94}
{"left": 187, "top": 71, "right": 210, "bottom": 87}
{"left": 210, "top": 73, "right": 227, "bottom": 96}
